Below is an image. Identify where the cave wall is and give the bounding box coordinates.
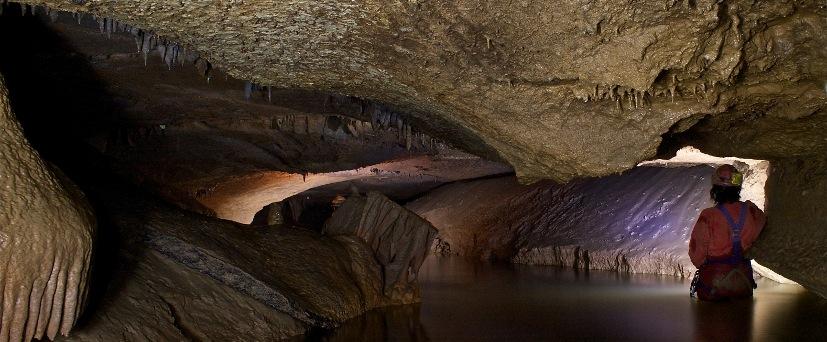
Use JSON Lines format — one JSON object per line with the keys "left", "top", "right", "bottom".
{"left": 0, "top": 75, "right": 96, "bottom": 341}
{"left": 752, "top": 158, "right": 827, "bottom": 298}
{"left": 408, "top": 165, "right": 774, "bottom": 278}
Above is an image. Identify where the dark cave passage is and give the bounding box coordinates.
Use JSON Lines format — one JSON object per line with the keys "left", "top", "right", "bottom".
{"left": 2, "top": 2, "right": 827, "bottom": 342}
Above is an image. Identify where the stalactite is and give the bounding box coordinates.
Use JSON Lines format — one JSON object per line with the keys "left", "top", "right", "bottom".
{"left": 141, "top": 34, "right": 153, "bottom": 66}
{"left": 244, "top": 81, "right": 253, "bottom": 100}
{"left": 405, "top": 125, "right": 412, "bottom": 151}
{"left": 157, "top": 44, "right": 167, "bottom": 66}
{"left": 48, "top": 8, "right": 59, "bottom": 22}
{"left": 204, "top": 62, "right": 213, "bottom": 83}
{"left": 133, "top": 32, "right": 142, "bottom": 54}
{"left": 169, "top": 44, "right": 179, "bottom": 70}
{"left": 669, "top": 74, "right": 677, "bottom": 102}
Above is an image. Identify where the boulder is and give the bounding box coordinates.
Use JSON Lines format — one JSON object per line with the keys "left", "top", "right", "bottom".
{"left": 324, "top": 192, "right": 437, "bottom": 298}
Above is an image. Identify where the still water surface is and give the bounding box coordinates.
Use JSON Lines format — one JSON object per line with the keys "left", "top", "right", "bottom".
{"left": 310, "top": 257, "right": 827, "bottom": 341}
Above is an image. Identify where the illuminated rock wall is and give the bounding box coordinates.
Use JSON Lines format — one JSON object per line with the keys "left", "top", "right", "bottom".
{"left": 408, "top": 165, "right": 767, "bottom": 278}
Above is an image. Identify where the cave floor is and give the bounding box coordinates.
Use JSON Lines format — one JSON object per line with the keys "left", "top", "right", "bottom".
{"left": 311, "top": 257, "right": 827, "bottom": 342}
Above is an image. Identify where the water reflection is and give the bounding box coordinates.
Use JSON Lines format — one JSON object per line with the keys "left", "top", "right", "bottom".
{"left": 692, "top": 299, "right": 754, "bottom": 341}
{"left": 307, "top": 257, "right": 827, "bottom": 341}
{"left": 306, "top": 305, "right": 428, "bottom": 342}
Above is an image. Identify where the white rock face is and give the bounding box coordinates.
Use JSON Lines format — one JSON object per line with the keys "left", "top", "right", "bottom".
{"left": 509, "top": 166, "right": 714, "bottom": 277}
{"left": 408, "top": 161, "right": 779, "bottom": 279}
{"left": 642, "top": 146, "right": 793, "bottom": 283}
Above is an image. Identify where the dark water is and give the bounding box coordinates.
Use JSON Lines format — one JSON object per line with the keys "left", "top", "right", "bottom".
{"left": 310, "top": 257, "right": 827, "bottom": 341}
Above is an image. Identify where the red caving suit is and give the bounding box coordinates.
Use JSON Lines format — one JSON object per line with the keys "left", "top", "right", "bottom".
{"left": 689, "top": 201, "right": 767, "bottom": 300}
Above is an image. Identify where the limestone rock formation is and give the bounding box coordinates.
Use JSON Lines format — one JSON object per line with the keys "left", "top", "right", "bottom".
{"left": 56, "top": 181, "right": 419, "bottom": 340}
{"left": 56, "top": 249, "right": 307, "bottom": 341}
{"left": 0, "top": 75, "right": 96, "bottom": 341}
{"left": 325, "top": 192, "right": 437, "bottom": 299}
{"left": 0, "top": 10, "right": 510, "bottom": 226}
{"left": 266, "top": 202, "right": 284, "bottom": 225}
{"left": 3, "top": 0, "right": 827, "bottom": 307}
{"left": 752, "top": 158, "right": 827, "bottom": 298}
{"left": 15, "top": 0, "right": 827, "bottom": 183}
{"left": 407, "top": 165, "right": 766, "bottom": 278}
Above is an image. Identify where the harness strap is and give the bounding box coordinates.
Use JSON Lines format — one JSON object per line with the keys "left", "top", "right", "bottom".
{"left": 692, "top": 202, "right": 757, "bottom": 299}
{"left": 716, "top": 202, "right": 748, "bottom": 260}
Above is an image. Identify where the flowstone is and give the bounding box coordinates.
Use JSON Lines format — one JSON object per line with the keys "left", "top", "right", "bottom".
{"left": 0, "top": 75, "right": 96, "bottom": 341}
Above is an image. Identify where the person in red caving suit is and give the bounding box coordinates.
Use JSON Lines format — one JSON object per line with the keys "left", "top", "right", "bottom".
{"left": 689, "top": 164, "right": 767, "bottom": 301}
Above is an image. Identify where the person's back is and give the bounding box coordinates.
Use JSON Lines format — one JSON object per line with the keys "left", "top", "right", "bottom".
{"left": 689, "top": 165, "right": 767, "bottom": 301}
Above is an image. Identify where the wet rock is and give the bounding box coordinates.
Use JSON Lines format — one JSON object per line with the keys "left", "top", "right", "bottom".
{"left": 307, "top": 304, "right": 428, "bottom": 342}
{"left": 0, "top": 75, "right": 96, "bottom": 341}
{"left": 324, "top": 192, "right": 437, "bottom": 299}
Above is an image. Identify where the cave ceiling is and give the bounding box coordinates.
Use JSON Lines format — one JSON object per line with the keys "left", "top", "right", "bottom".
{"left": 10, "top": 0, "right": 827, "bottom": 182}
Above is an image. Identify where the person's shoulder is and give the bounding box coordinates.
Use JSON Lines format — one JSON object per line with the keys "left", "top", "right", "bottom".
{"left": 699, "top": 207, "right": 719, "bottom": 217}
{"left": 743, "top": 200, "right": 758, "bottom": 206}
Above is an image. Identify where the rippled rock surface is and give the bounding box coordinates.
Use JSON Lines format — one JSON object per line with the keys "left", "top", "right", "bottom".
{"left": 409, "top": 166, "right": 769, "bottom": 278}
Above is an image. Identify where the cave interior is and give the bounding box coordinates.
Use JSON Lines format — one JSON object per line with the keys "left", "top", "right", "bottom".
{"left": 1, "top": 1, "right": 827, "bottom": 341}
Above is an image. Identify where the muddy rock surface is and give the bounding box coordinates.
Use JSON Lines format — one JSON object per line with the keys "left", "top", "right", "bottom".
{"left": 56, "top": 249, "right": 307, "bottom": 342}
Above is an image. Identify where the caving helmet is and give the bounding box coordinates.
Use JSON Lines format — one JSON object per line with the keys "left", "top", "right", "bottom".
{"left": 712, "top": 164, "right": 743, "bottom": 187}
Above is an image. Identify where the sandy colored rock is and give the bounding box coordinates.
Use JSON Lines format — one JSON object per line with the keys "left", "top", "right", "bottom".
{"left": 15, "top": 0, "right": 827, "bottom": 182}
{"left": 56, "top": 249, "right": 306, "bottom": 342}
{"left": 325, "top": 192, "right": 437, "bottom": 298}
{"left": 751, "top": 158, "right": 827, "bottom": 298}
{"left": 0, "top": 75, "right": 96, "bottom": 341}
